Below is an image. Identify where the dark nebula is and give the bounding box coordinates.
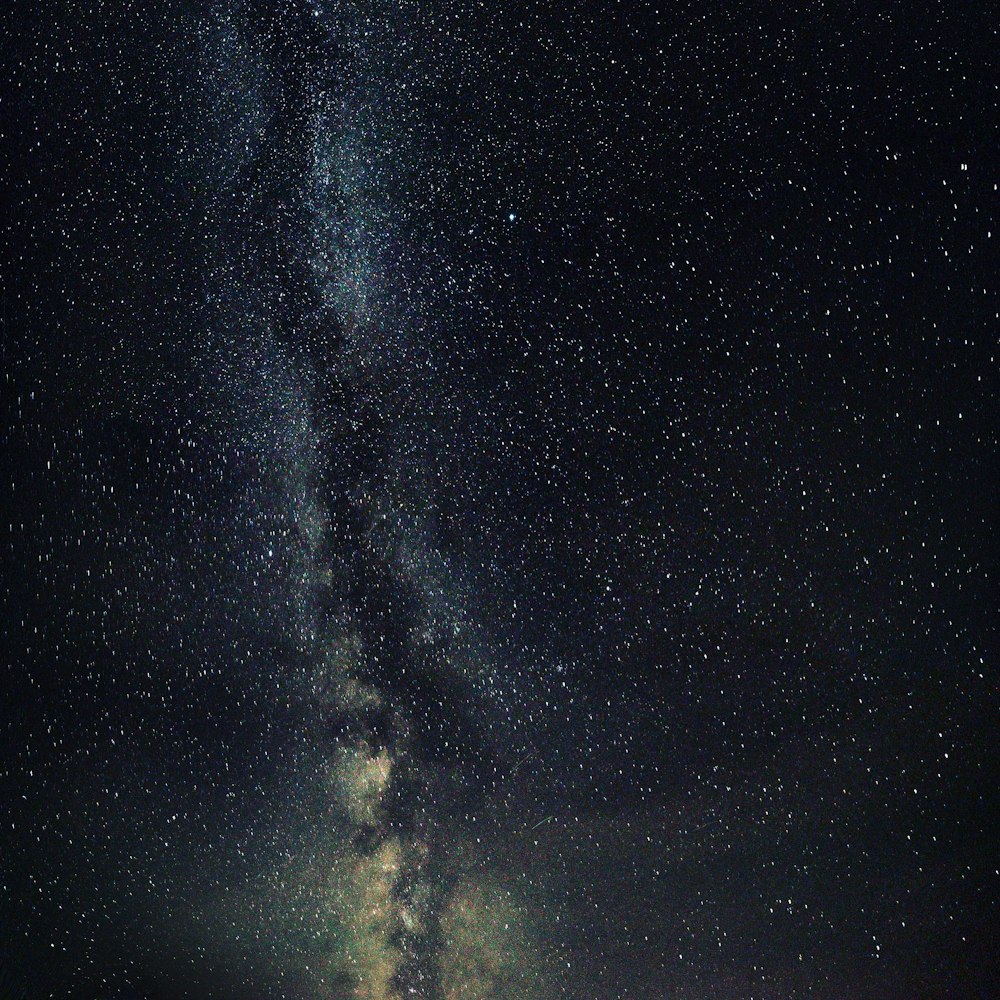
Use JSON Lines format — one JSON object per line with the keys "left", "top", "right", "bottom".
{"left": 3, "top": 2, "right": 996, "bottom": 998}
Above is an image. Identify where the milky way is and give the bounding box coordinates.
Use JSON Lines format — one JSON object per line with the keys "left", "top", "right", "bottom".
{"left": 4, "top": 2, "right": 997, "bottom": 998}
{"left": 196, "top": 5, "right": 548, "bottom": 994}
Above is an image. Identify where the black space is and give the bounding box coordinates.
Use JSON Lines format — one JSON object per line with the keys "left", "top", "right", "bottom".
{"left": 3, "top": 2, "right": 997, "bottom": 998}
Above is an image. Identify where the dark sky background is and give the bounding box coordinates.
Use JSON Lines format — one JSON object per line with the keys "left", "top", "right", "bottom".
{"left": 3, "top": 2, "right": 997, "bottom": 998}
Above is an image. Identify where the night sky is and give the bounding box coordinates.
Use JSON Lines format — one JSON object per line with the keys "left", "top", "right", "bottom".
{"left": 3, "top": 2, "right": 997, "bottom": 998}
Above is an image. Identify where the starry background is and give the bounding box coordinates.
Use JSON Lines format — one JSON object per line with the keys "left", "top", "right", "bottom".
{"left": 2, "top": 1, "right": 997, "bottom": 998}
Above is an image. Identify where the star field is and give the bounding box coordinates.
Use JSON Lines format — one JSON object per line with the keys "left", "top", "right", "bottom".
{"left": 3, "top": 2, "right": 997, "bottom": 998}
